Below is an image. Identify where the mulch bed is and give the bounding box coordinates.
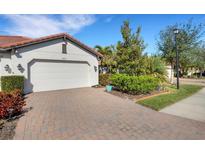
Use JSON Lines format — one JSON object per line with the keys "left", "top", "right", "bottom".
{"left": 0, "top": 119, "right": 18, "bottom": 140}
{"left": 92, "top": 85, "right": 104, "bottom": 88}
{"left": 0, "top": 107, "right": 32, "bottom": 140}
{"left": 109, "top": 89, "right": 169, "bottom": 101}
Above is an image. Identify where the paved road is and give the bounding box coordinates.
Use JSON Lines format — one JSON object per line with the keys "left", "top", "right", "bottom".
{"left": 161, "top": 88, "right": 205, "bottom": 122}
{"left": 174, "top": 78, "right": 205, "bottom": 86}
{"left": 14, "top": 88, "right": 205, "bottom": 140}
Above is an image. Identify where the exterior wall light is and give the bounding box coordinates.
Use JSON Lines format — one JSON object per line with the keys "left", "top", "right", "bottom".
{"left": 4, "top": 64, "right": 10, "bottom": 71}
{"left": 97, "top": 56, "right": 101, "bottom": 61}
{"left": 17, "top": 64, "right": 23, "bottom": 71}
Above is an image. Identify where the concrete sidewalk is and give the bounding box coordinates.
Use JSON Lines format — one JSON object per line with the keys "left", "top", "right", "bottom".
{"left": 174, "top": 78, "right": 205, "bottom": 86}
{"left": 160, "top": 88, "right": 205, "bottom": 122}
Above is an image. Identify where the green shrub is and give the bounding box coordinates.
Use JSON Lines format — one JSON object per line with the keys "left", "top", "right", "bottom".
{"left": 111, "top": 74, "right": 160, "bottom": 94}
{"left": 99, "top": 74, "right": 111, "bottom": 86}
{"left": 1, "top": 76, "right": 24, "bottom": 93}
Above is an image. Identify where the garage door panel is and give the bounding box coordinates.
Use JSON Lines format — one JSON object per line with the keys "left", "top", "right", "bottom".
{"left": 30, "top": 60, "right": 90, "bottom": 92}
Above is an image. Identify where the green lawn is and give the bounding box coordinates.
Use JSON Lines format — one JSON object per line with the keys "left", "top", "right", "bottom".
{"left": 137, "top": 84, "right": 203, "bottom": 111}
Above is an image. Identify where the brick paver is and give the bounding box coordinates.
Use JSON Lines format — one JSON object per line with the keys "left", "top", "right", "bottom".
{"left": 14, "top": 88, "right": 205, "bottom": 139}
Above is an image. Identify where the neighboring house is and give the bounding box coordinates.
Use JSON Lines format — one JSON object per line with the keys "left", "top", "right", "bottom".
{"left": 0, "top": 33, "right": 102, "bottom": 93}
{"left": 186, "top": 67, "right": 202, "bottom": 77}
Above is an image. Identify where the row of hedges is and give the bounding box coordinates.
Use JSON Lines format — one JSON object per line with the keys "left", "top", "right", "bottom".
{"left": 111, "top": 74, "right": 160, "bottom": 94}
{"left": 1, "top": 76, "right": 24, "bottom": 93}
{"left": 0, "top": 89, "right": 26, "bottom": 119}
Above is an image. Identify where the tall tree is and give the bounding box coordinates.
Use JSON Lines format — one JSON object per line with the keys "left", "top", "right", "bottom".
{"left": 116, "top": 20, "right": 146, "bottom": 75}
{"left": 157, "top": 19, "right": 204, "bottom": 76}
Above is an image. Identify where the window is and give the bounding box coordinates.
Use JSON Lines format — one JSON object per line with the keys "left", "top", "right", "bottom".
{"left": 62, "top": 44, "right": 67, "bottom": 54}
{"left": 94, "top": 66, "right": 97, "bottom": 72}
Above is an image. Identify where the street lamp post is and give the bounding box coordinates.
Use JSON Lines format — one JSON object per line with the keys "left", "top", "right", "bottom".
{"left": 174, "top": 28, "right": 179, "bottom": 89}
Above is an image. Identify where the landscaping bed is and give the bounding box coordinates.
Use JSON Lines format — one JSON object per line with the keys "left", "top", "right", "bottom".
{"left": 107, "top": 73, "right": 168, "bottom": 101}
{"left": 109, "top": 88, "right": 169, "bottom": 101}
{"left": 137, "top": 84, "right": 203, "bottom": 111}
{"left": 0, "top": 89, "right": 26, "bottom": 139}
{"left": 0, "top": 119, "right": 18, "bottom": 140}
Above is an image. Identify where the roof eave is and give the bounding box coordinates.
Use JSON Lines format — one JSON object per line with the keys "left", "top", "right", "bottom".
{"left": 0, "top": 48, "right": 11, "bottom": 52}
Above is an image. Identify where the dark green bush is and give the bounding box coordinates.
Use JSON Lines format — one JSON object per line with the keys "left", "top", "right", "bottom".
{"left": 1, "top": 76, "right": 24, "bottom": 93}
{"left": 111, "top": 74, "right": 160, "bottom": 94}
{"left": 99, "top": 74, "right": 111, "bottom": 86}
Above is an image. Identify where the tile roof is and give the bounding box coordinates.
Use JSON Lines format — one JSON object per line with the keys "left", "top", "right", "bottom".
{"left": 0, "top": 33, "right": 102, "bottom": 57}
{"left": 0, "top": 35, "right": 32, "bottom": 45}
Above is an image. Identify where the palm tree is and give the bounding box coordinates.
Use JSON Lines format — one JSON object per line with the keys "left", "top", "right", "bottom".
{"left": 94, "top": 45, "right": 113, "bottom": 56}
{"left": 95, "top": 45, "right": 116, "bottom": 73}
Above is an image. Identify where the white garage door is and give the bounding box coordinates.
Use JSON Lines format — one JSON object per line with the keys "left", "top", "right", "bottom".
{"left": 30, "top": 60, "right": 90, "bottom": 92}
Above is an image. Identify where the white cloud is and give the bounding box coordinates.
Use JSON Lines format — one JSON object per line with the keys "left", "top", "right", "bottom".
{"left": 3, "top": 14, "right": 95, "bottom": 37}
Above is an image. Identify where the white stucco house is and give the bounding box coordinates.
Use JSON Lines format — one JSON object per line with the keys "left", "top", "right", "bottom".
{"left": 0, "top": 33, "right": 102, "bottom": 94}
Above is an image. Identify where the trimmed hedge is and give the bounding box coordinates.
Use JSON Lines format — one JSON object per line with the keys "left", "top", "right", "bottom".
{"left": 1, "top": 76, "right": 24, "bottom": 93}
{"left": 111, "top": 74, "right": 160, "bottom": 94}
{"left": 99, "top": 74, "right": 111, "bottom": 86}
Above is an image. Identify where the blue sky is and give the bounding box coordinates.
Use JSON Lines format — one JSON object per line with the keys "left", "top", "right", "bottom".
{"left": 0, "top": 14, "right": 205, "bottom": 54}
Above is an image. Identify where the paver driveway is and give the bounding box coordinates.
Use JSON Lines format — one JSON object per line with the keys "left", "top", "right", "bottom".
{"left": 14, "top": 88, "right": 205, "bottom": 139}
